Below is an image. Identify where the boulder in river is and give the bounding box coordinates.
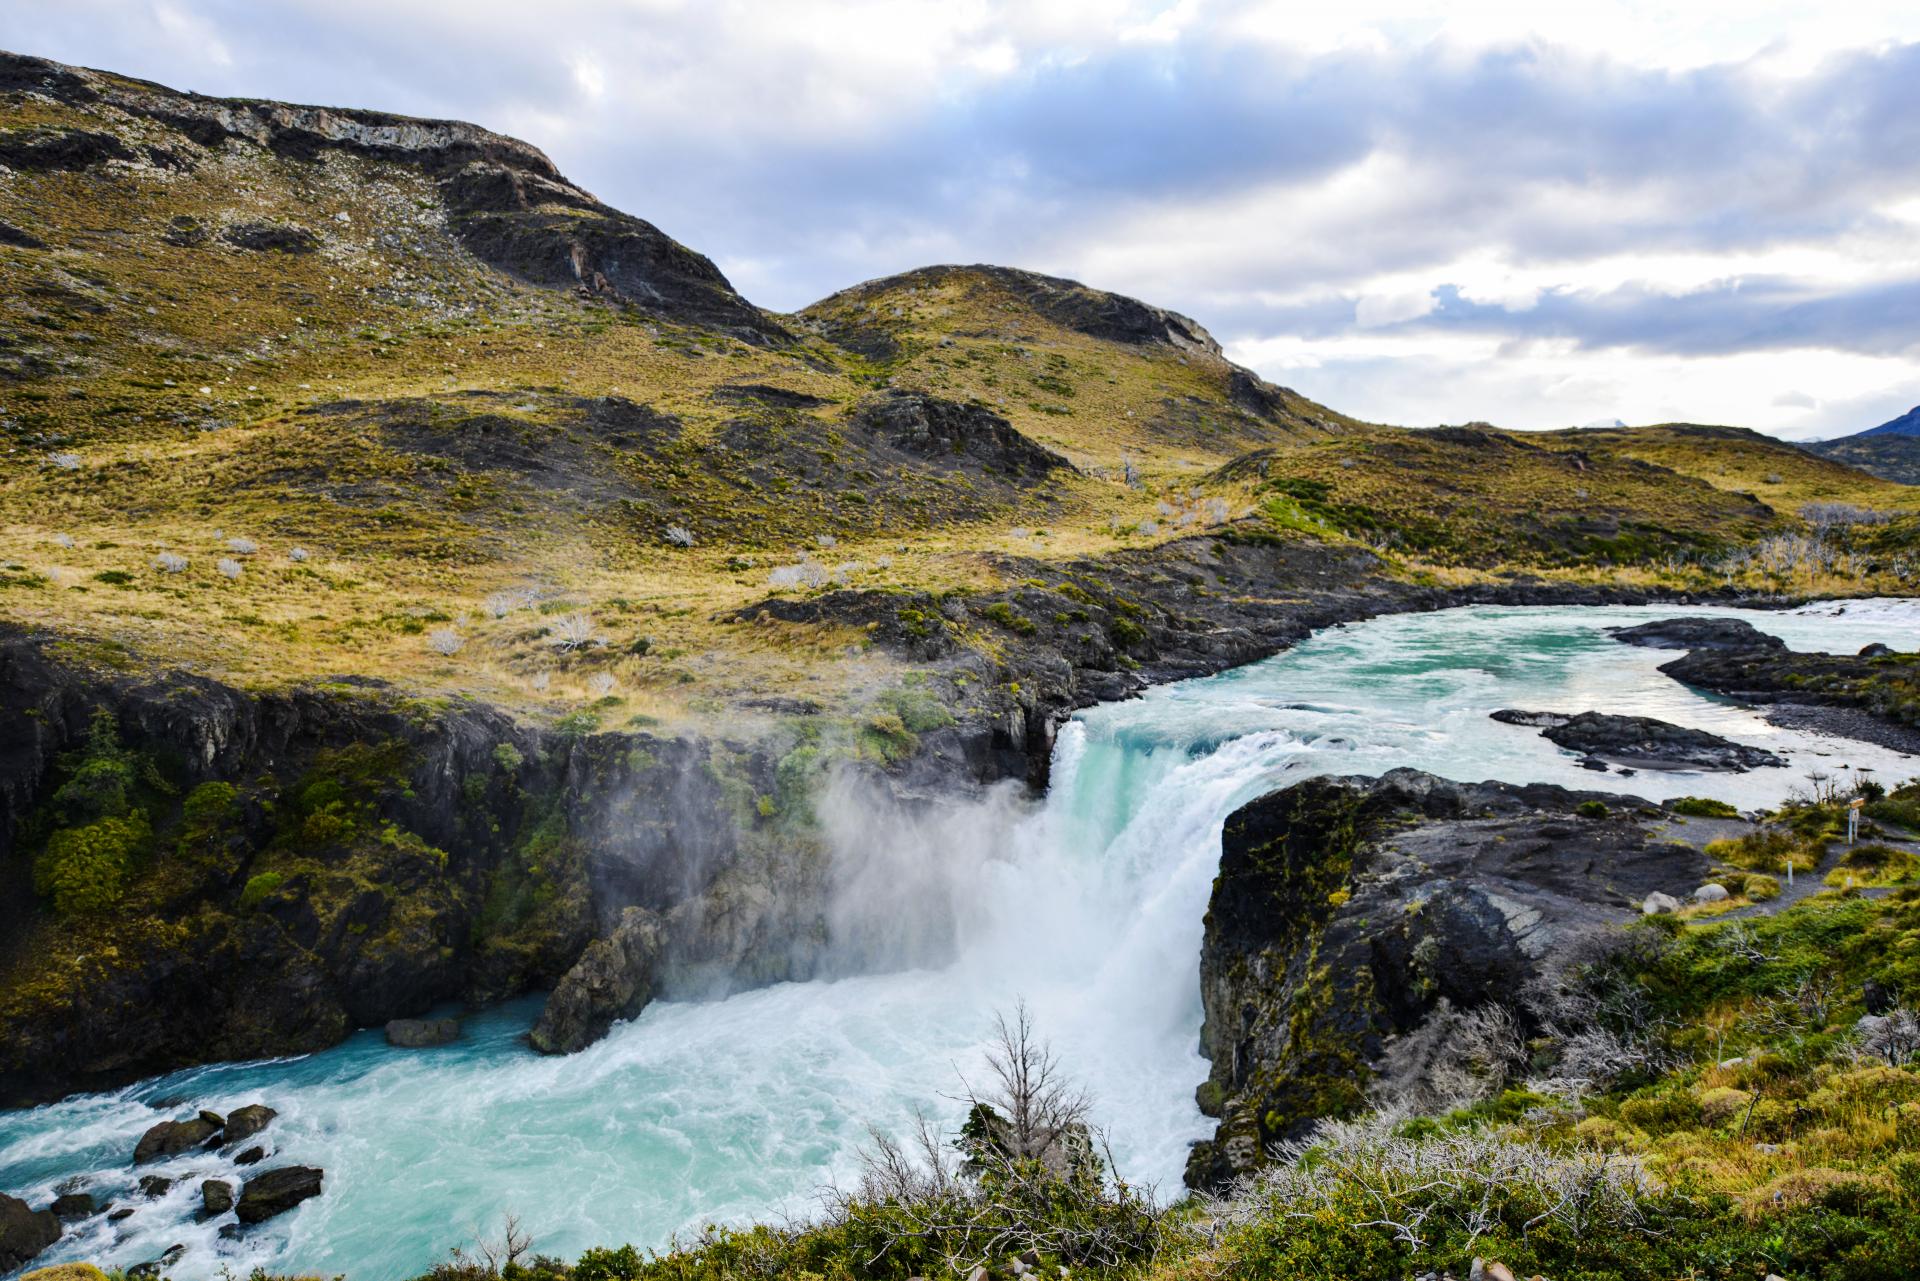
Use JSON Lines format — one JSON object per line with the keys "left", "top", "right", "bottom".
{"left": 235, "top": 1166, "right": 323, "bottom": 1224}
{"left": 137, "top": 1176, "right": 172, "bottom": 1198}
{"left": 1610, "top": 617, "right": 1784, "bottom": 652}
{"left": 0, "top": 1192, "right": 61, "bottom": 1272}
{"left": 200, "top": 1179, "right": 234, "bottom": 1219}
{"left": 1491, "top": 709, "right": 1784, "bottom": 772}
{"left": 48, "top": 1193, "right": 95, "bottom": 1220}
{"left": 134, "top": 1114, "right": 220, "bottom": 1163}
{"left": 220, "top": 1104, "right": 277, "bottom": 1146}
{"left": 385, "top": 1017, "right": 460, "bottom": 1048}
{"left": 530, "top": 907, "right": 663, "bottom": 1054}
{"left": 233, "top": 1145, "right": 267, "bottom": 1166}
{"left": 127, "top": 1243, "right": 185, "bottom": 1278}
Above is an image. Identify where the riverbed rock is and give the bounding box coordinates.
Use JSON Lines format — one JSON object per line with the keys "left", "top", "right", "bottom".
{"left": 220, "top": 1104, "right": 277, "bottom": 1146}
{"left": 385, "top": 1017, "right": 460, "bottom": 1048}
{"left": 47, "top": 1193, "right": 94, "bottom": 1220}
{"left": 137, "top": 1176, "right": 172, "bottom": 1198}
{"left": 126, "top": 1244, "right": 185, "bottom": 1278}
{"left": 1611, "top": 617, "right": 1785, "bottom": 652}
{"left": 235, "top": 1166, "right": 324, "bottom": 1224}
{"left": 200, "top": 1179, "right": 234, "bottom": 1218}
{"left": 1187, "top": 768, "right": 1712, "bottom": 1190}
{"left": 134, "top": 1115, "right": 221, "bottom": 1163}
{"left": 1491, "top": 709, "right": 1785, "bottom": 771}
{"left": 530, "top": 907, "right": 664, "bottom": 1054}
{"left": 0, "top": 1193, "right": 61, "bottom": 1272}
{"left": 233, "top": 1146, "right": 267, "bottom": 1166}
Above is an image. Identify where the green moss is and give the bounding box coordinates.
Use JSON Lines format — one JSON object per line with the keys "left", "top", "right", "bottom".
{"left": 239, "top": 870, "right": 285, "bottom": 910}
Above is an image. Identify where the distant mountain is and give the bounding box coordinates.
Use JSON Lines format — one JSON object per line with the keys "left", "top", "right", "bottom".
{"left": 1855, "top": 405, "right": 1920, "bottom": 438}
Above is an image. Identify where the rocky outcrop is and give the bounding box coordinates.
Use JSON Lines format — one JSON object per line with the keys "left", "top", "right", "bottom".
{"left": 0, "top": 627, "right": 815, "bottom": 1104}
{"left": 530, "top": 907, "right": 664, "bottom": 1054}
{"left": 1618, "top": 617, "right": 1920, "bottom": 753}
{"left": 852, "top": 391, "right": 1071, "bottom": 482}
{"left": 1188, "top": 769, "right": 1709, "bottom": 1190}
{"left": 0, "top": 51, "right": 782, "bottom": 344}
{"left": 235, "top": 1167, "right": 323, "bottom": 1224}
{"left": 385, "top": 1017, "right": 460, "bottom": 1048}
{"left": 0, "top": 1193, "right": 60, "bottom": 1272}
{"left": 1611, "top": 617, "right": 1786, "bottom": 652}
{"left": 1490, "top": 709, "right": 1785, "bottom": 771}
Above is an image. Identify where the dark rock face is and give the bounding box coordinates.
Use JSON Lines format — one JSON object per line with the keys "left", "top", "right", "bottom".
{"left": 235, "top": 1167, "right": 323, "bottom": 1224}
{"left": 1188, "top": 769, "right": 1707, "bottom": 1190}
{"left": 853, "top": 390, "right": 1071, "bottom": 482}
{"left": 201, "top": 1179, "right": 234, "bottom": 1218}
{"left": 0, "top": 1192, "right": 61, "bottom": 1271}
{"left": 385, "top": 1017, "right": 460, "bottom": 1047}
{"left": 133, "top": 1116, "right": 221, "bottom": 1164}
{"left": 49, "top": 1192, "right": 95, "bottom": 1220}
{"left": 0, "top": 126, "right": 134, "bottom": 172}
{"left": 530, "top": 907, "right": 663, "bottom": 1054}
{"left": 1491, "top": 709, "right": 1785, "bottom": 771}
{"left": 222, "top": 221, "right": 319, "bottom": 253}
{"left": 1610, "top": 616, "right": 1785, "bottom": 652}
{"left": 221, "top": 1104, "right": 277, "bottom": 1146}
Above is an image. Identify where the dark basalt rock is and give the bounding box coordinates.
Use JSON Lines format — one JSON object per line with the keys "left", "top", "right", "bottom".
{"left": 221, "top": 1104, "right": 277, "bottom": 1146}
{"left": 0, "top": 220, "right": 46, "bottom": 249}
{"left": 222, "top": 221, "right": 319, "bottom": 254}
{"left": 1491, "top": 709, "right": 1785, "bottom": 771}
{"left": 1610, "top": 616, "right": 1784, "bottom": 652}
{"left": 385, "top": 1017, "right": 460, "bottom": 1047}
{"left": 133, "top": 1115, "right": 221, "bottom": 1164}
{"left": 49, "top": 1192, "right": 96, "bottom": 1220}
{"left": 530, "top": 907, "right": 663, "bottom": 1054}
{"left": 200, "top": 1179, "right": 234, "bottom": 1218}
{"left": 0, "top": 1193, "right": 61, "bottom": 1271}
{"left": 128, "top": 1243, "right": 187, "bottom": 1277}
{"left": 138, "top": 1176, "right": 172, "bottom": 1198}
{"left": 0, "top": 126, "right": 134, "bottom": 172}
{"left": 852, "top": 390, "right": 1072, "bottom": 481}
{"left": 233, "top": 1146, "right": 267, "bottom": 1166}
{"left": 235, "top": 1167, "right": 323, "bottom": 1224}
{"left": 1187, "top": 769, "right": 1709, "bottom": 1190}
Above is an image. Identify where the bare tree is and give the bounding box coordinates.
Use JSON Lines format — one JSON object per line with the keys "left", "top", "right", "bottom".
{"left": 968, "top": 1001, "right": 1092, "bottom": 1167}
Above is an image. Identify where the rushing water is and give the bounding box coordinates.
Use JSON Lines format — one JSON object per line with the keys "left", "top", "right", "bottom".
{"left": 4, "top": 601, "right": 1918, "bottom": 1279}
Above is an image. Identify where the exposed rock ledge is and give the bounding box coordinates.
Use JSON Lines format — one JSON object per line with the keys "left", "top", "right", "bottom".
{"left": 1188, "top": 769, "right": 1710, "bottom": 1189}
{"left": 1489, "top": 709, "right": 1785, "bottom": 771}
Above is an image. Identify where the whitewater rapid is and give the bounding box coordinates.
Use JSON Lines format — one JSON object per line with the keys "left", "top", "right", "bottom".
{"left": 3, "top": 601, "right": 1917, "bottom": 1278}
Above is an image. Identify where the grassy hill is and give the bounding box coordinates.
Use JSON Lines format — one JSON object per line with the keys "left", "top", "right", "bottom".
{"left": 1, "top": 49, "right": 1911, "bottom": 737}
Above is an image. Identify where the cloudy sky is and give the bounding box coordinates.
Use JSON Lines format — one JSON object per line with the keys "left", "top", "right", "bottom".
{"left": 7, "top": 1, "right": 1920, "bottom": 438}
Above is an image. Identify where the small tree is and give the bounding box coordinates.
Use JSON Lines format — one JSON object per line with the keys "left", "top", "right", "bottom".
{"left": 428, "top": 627, "right": 464, "bottom": 656}
{"left": 965, "top": 1001, "right": 1092, "bottom": 1168}
{"left": 664, "top": 525, "right": 695, "bottom": 548}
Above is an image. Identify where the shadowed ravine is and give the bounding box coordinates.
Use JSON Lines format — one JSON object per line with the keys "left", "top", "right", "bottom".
{"left": 3, "top": 600, "right": 1918, "bottom": 1279}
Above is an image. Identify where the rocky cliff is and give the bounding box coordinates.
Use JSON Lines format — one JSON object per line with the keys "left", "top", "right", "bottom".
{"left": 1187, "top": 769, "right": 1711, "bottom": 1189}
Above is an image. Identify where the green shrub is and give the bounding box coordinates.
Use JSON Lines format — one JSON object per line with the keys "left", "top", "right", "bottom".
{"left": 1669, "top": 795, "right": 1740, "bottom": 819}
{"left": 1576, "top": 800, "right": 1608, "bottom": 819}
{"left": 35, "top": 813, "right": 149, "bottom": 915}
